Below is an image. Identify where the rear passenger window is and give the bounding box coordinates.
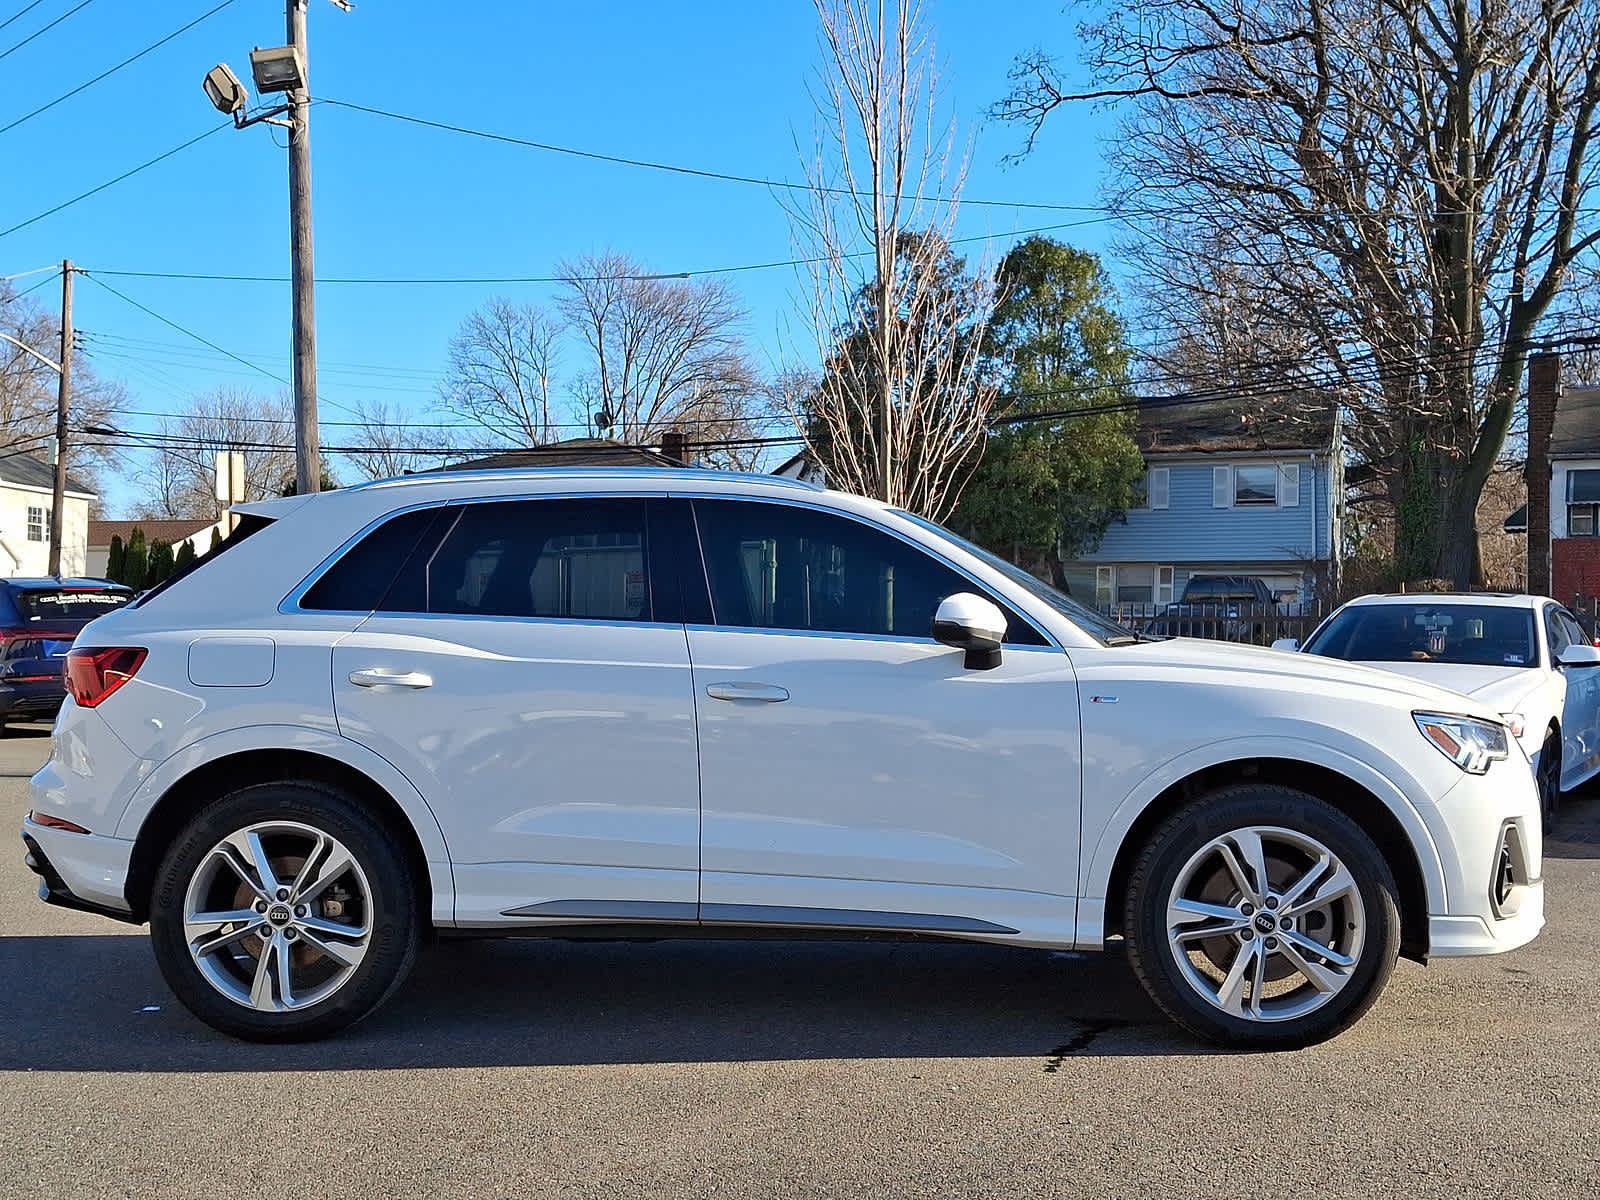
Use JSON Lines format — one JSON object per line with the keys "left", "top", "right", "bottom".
{"left": 300, "top": 508, "right": 443, "bottom": 612}
{"left": 418, "top": 499, "right": 652, "bottom": 622}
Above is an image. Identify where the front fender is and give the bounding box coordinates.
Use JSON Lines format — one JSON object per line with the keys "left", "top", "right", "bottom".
{"left": 1075, "top": 735, "right": 1449, "bottom": 947}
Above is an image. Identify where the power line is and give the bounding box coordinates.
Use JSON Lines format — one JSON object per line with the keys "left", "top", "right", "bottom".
{"left": 0, "top": 122, "right": 230, "bottom": 241}
{"left": 0, "top": 0, "right": 96, "bottom": 62}
{"left": 78, "top": 272, "right": 364, "bottom": 421}
{"left": 80, "top": 219, "right": 1107, "bottom": 286}
{"left": 321, "top": 97, "right": 1108, "bottom": 216}
{"left": 0, "top": 1, "right": 49, "bottom": 34}
{"left": 4, "top": 268, "right": 59, "bottom": 301}
{"left": 0, "top": 0, "right": 241, "bottom": 136}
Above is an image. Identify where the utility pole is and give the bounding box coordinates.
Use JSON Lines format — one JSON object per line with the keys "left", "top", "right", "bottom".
{"left": 286, "top": 0, "right": 319, "bottom": 495}
{"left": 48, "top": 260, "right": 72, "bottom": 577}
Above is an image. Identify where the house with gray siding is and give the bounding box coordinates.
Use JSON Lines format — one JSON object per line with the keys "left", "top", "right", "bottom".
{"left": 1061, "top": 399, "right": 1342, "bottom": 607}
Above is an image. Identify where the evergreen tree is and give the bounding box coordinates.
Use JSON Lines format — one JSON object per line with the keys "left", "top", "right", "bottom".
{"left": 147, "top": 540, "right": 175, "bottom": 585}
{"left": 954, "top": 237, "right": 1145, "bottom": 588}
{"left": 105, "top": 535, "right": 126, "bottom": 583}
{"left": 123, "top": 528, "right": 149, "bottom": 591}
{"left": 173, "top": 541, "right": 196, "bottom": 573}
{"left": 209, "top": 527, "right": 222, "bottom": 553}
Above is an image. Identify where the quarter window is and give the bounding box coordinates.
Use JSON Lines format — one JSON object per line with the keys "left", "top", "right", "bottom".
{"left": 692, "top": 499, "right": 1044, "bottom": 644}
{"left": 299, "top": 508, "right": 444, "bottom": 612}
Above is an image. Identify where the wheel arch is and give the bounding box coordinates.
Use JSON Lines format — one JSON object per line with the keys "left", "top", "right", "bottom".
{"left": 120, "top": 732, "right": 451, "bottom": 926}
{"left": 1086, "top": 746, "right": 1446, "bottom": 963}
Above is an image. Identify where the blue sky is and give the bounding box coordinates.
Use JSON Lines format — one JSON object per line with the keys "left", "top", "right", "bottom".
{"left": 1, "top": 1, "right": 1116, "bottom": 513}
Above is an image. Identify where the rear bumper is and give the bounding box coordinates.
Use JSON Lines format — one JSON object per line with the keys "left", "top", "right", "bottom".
{"left": 0, "top": 680, "right": 63, "bottom": 720}
{"left": 20, "top": 817, "right": 137, "bottom": 923}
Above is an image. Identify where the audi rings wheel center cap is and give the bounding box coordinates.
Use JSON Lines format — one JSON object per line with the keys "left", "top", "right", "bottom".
{"left": 267, "top": 905, "right": 293, "bottom": 927}
{"left": 1253, "top": 912, "right": 1277, "bottom": 934}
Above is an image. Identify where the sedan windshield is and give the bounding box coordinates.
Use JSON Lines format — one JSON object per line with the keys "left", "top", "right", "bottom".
{"left": 891, "top": 510, "right": 1137, "bottom": 644}
{"left": 1303, "top": 603, "right": 1537, "bottom": 668}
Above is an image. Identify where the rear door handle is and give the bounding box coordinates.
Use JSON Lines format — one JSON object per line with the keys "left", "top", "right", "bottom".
{"left": 348, "top": 668, "right": 433, "bottom": 690}
{"left": 705, "top": 681, "right": 790, "bottom": 703}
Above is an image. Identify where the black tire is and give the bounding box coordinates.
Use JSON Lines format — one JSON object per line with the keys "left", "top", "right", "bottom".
{"left": 1538, "top": 726, "right": 1562, "bottom": 827}
{"left": 1124, "top": 783, "right": 1401, "bottom": 1050}
{"left": 148, "top": 781, "right": 422, "bottom": 1042}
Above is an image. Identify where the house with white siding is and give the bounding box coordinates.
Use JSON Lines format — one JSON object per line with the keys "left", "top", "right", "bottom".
{"left": 1061, "top": 399, "right": 1342, "bottom": 607}
{"left": 0, "top": 455, "right": 94, "bottom": 578}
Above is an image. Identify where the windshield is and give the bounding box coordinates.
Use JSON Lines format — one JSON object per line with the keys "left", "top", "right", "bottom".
{"left": 13, "top": 587, "right": 131, "bottom": 622}
{"left": 1303, "top": 602, "right": 1537, "bottom": 668}
{"left": 891, "top": 510, "right": 1136, "bottom": 644}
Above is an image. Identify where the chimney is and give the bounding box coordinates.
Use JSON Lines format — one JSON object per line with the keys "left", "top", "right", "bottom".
{"left": 1526, "top": 352, "right": 1561, "bottom": 596}
{"left": 659, "top": 431, "right": 688, "bottom": 465}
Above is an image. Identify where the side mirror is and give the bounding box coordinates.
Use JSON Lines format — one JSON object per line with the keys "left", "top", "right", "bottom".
{"left": 932, "top": 592, "right": 1006, "bottom": 671}
{"left": 1270, "top": 638, "right": 1300, "bottom": 651}
{"left": 1557, "top": 643, "right": 1600, "bottom": 668}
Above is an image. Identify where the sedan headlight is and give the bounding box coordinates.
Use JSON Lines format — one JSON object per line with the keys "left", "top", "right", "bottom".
{"left": 1414, "top": 712, "right": 1510, "bottom": 774}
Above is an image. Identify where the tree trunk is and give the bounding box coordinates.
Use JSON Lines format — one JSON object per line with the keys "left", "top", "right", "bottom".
{"left": 1392, "top": 435, "right": 1444, "bottom": 585}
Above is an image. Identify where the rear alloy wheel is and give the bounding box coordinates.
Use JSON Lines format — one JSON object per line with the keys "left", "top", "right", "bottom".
{"left": 150, "top": 783, "right": 420, "bottom": 1041}
{"left": 1125, "top": 785, "right": 1400, "bottom": 1048}
{"left": 1538, "top": 727, "right": 1562, "bottom": 827}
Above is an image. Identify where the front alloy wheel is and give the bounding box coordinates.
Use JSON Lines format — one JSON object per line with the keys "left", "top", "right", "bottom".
{"left": 1165, "top": 826, "right": 1365, "bottom": 1023}
{"left": 1125, "top": 785, "right": 1400, "bottom": 1048}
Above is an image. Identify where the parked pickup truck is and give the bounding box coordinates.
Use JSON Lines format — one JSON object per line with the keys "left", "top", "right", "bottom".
{"left": 1143, "top": 575, "right": 1277, "bottom": 640}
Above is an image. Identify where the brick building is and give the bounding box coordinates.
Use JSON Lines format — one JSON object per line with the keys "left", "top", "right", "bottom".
{"left": 1525, "top": 352, "right": 1600, "bottom": 603}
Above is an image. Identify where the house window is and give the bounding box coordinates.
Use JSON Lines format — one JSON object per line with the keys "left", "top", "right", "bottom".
{"left": 1212, "top": 463, "right": 1301, "bottom": 509}
{"left": 26, "top": 506, "right": 47, "bottom": 542}
{"left": 1233, "top": 465, "right": 1279, "bottom": 506}
{"left": 1096, "top": 564, "right": 1175, "bottom": 608}
{"left": 1567, "top": 470, "right": 1600, "bottom": 536}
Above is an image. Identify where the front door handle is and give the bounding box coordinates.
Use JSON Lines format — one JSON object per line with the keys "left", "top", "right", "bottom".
{"left": 705, "top": 681, "right": 790, "bottom": 703}
{"left": 348, "top": 668, "right": 433, "bottom": 690}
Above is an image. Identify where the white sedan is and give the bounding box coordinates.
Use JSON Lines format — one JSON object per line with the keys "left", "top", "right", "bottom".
{"left": 1279, "top": 593, "right": 1600, "bottom": 818}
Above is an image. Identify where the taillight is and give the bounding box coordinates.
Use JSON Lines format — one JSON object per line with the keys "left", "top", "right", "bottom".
{"left": 64, "top": 646, "right": 146, "bottom": 707}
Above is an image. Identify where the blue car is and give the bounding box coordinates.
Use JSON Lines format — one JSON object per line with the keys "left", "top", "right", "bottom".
{"left": 0, "top": 578, "right": 133, "bottom": 727}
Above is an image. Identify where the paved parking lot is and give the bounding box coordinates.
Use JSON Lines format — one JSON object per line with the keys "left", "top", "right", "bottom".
{"left": 3, "top": 727, "right": 1599, "bottom": 1198}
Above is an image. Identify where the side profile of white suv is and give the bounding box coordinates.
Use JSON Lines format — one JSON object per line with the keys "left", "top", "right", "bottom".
{"left": 21, "top": 468, "right": 1543, "bottom": 1047}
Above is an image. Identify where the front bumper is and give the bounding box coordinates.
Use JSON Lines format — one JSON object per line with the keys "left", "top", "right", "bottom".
{"left": 20, "top": 816, "right": 137, "bottom": 922}
{"left": 1425, "top": 753, "right": 1544, "bottom": 957}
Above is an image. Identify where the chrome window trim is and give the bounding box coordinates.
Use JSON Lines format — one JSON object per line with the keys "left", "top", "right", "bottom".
{"left": 280, "top": 486, "right": 1060, "bottom": 650}
{"left": 674, "top": 490, "right": 1061, "bottom": 651}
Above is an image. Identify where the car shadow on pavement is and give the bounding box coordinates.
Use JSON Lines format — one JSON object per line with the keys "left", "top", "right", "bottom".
{"left": 1548, "top": 781, "right": 1600, "bottom": 860}
{"left": 0, "top": 934, "right": 1209, "bottom": 1071}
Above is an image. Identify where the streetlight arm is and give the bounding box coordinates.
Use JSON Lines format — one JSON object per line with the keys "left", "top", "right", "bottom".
{"left": 0, "top": 331, "right": 62, "bottom": 374}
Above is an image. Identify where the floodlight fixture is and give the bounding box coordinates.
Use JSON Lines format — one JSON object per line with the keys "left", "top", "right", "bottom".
{"left": 202, "top": 63, "right": 248, "bottom": 116}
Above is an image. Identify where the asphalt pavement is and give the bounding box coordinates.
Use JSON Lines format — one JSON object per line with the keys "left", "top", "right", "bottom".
{"left": 3, "top": 725, "right": 1598, "bottom": 1199}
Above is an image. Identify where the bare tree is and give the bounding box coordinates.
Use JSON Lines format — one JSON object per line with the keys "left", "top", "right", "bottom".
{"left": 790, "top": 0, "right": 999, "bottom": 519}
{"left": 340, "top": 398, "right": 440, "bottom": 480}
{"left": 124, "top": 388, "right": 293, "bottom": 519}
{"left": 558, "top": 252, "right": 767, "bottom": 452}
{"left": 441, "top": 298, "right": 564, "bottom": 448}
{"left": 998, "top": 0, "right": 1600, "bottom": 584}
{"left": 3, "top": 280, "right": 124, "bottom": 499}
